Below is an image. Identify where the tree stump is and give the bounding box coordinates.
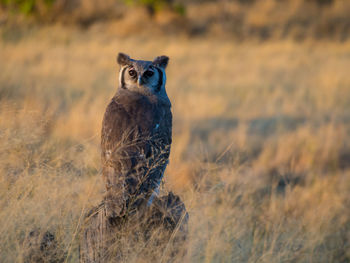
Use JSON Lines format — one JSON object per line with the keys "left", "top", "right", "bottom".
{"left": 80, "top": 192, "right": 188, "bottom": 263}
{"left": 22, "top": 229, "right": 66, "bottom": 263}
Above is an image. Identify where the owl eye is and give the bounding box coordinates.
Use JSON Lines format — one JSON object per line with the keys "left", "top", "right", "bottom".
{"left": 144, "top": 70, "right": 154, "bottom": 78}
{"left": 128, "top": 69, "right": 137, "bottom": 78}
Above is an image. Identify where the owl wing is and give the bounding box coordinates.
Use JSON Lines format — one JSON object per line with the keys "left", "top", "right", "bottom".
{"left": 101, "top": 98, "right": 134, "bottom": 217}
{"left": 138, "top": 101, "right": 172, "bottom": 206}
{"left": 101, "top": 98, "right": 132, "bottom": 170}
{"left": 145, "top": 104, "right": 172, "bottom": 206}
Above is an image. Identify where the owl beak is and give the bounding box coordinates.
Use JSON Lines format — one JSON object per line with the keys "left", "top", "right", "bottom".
{"left": 138, "top": 76, "right": 144, "bottom": 86}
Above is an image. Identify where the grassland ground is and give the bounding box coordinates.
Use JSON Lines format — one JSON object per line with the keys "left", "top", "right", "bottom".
{"left": 1, "top": 25, "right": 350, "bottom": 262}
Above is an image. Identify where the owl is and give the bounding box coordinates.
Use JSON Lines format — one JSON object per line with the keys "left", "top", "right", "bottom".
{"left": 101, "top": 53, "right": 172, "bottom": 219}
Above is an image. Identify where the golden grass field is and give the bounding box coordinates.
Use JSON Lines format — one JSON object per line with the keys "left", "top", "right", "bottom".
{"left": 1, "top": 24, "right": 350, "bottom": 262}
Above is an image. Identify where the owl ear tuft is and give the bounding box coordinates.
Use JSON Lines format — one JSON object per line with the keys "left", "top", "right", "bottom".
{"left": 153, "top": 56, "right": 169, "bottom": 69}
{"left": 117, "top": 53, "right": 131, "bottom": 66}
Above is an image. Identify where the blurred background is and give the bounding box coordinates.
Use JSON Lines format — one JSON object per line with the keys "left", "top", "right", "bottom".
{"left": 1, "top": 0, "right": 350, "bottom": 262}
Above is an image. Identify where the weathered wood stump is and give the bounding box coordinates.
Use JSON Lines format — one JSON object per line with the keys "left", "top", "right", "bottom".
{"left": 22, "top": 229, "right": 66, "bottom": 263}
{"left": 80, "top": 192, "right": 188, "bottom": 263}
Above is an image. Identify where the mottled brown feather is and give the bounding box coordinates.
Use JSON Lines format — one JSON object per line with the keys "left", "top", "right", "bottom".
{"left": 101, "top": 88, "right": 172, "bottom": 217}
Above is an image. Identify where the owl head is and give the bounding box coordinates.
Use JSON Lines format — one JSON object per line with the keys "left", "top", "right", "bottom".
{"left": 116, "top": 53, "right": 169, "bottom": 98}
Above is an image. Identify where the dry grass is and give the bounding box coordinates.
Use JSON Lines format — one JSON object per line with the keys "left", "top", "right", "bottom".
{"left": 1, "top": 25, "right": 350, "bottom": 262}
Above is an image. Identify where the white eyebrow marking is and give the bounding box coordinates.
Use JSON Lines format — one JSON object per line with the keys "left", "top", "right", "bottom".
{"left": 119, "top": 65, "right": 127, "bottom": 87}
